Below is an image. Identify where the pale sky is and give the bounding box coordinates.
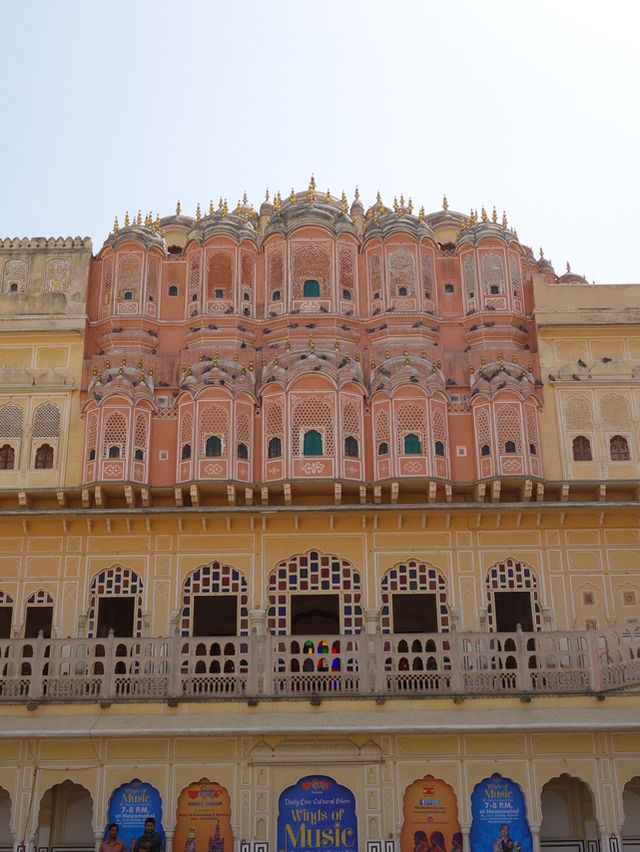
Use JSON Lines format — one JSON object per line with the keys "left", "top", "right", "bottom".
{"left": 2, "top": 0, "right": 639, "bottom": 285}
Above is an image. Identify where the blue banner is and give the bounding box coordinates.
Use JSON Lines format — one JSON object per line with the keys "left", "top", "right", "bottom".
{"left": 106, "top": 779, "right": 165, "bottom": 852}
{"left": 470, "top": 774, "right": 532, "bottom": 852}
{"left": 278, "top": 775, "right": 357, "bottom": 852}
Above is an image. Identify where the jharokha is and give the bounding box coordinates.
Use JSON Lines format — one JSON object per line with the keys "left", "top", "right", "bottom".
{"left": 0, "top": 182, "right": 638, "bottom": 852}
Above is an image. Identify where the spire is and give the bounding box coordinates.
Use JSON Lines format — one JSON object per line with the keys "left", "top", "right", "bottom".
{"left": 113, "top": 216, "right": 119, "bottom": 233}
{"left": 176, "top": 200, "right": 181, "bottom": 216}
{"left": 124, "top": 211, "right": 130, "bottom": 227}
{"left": 196, "top": 203, "right": 201, "bottom": 221}
{"left": 209, "top": 199, "right": 214, "bottom": 215}
{"left": 442, "top": 194, "right": 449, "bottom": 211}
{"left": 492, "top": 206, "right": 497, "bottom": 223}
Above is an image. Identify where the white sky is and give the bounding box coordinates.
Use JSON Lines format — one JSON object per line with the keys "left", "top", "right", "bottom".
{"left": 2, "top": 0, "right": 639, "bottom": 284}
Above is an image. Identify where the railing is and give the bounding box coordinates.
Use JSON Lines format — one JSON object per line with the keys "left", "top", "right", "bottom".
{"left": 0, "top": 625, "right": 638, "bottom": 704}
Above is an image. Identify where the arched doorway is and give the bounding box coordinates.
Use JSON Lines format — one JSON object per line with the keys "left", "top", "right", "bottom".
{"left": 622, "top": 777, "right": 640, "bottom": 851}
{"left": 540, "top": 774, "right": 597, "bottom": 852}
{"left": 36, "top": 780, "right": 93, "bottom": 852}
{"left": 0, "top": 788, "right": 12, "bottom": 851}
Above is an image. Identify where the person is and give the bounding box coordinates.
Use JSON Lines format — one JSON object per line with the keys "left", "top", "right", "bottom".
{"left": 100, "top": 824, "right": 127, "bottom": 852}
{"left": 493, "top": 824, "right": 518, "bottom": 852}
{"left": 133, "top": 818, "right": 164, "bottom": 852}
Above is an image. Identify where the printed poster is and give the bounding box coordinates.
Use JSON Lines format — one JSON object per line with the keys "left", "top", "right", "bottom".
{"left": 401, "top": 775, "right": 461, "bottom": 852}
{"left": 174, "top": 780, "right": 233, "bottom": 852}
{"left": 278, "top": 775, "right": 357, "bottom": 852}
{"left": 470, "top": 774, "right": 532, "bottom": 852}
{"left": 106, "top": 779, "right": 164, "bottom": 852}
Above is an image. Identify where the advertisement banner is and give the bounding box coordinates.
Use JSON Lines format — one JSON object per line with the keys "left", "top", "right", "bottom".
{"left": 174, "top": 780, "right": 233, "bottom": 852}
{"left": 106, "top": 779, "right": 164, "bottom": 852}
{"left": 400, "top": 775, "right": 461, "bottom": 852}
{"left": 470, "top": 774, "right": 532, "bottom": 852}
{"left": 278, "top": 775, "right": 357, "bottom": 852}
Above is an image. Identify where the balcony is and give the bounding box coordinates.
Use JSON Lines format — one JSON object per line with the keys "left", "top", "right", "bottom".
{"left": 0, "top": 624, "right": 638, "bottom": 705}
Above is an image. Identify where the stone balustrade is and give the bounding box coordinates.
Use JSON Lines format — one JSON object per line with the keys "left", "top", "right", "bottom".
{"left": 0, "top": 624, "right": 637, "bottom": 704}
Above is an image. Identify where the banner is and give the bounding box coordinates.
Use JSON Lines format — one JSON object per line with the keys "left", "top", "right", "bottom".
{"left": 106, "top": 779, "right": 164, "bottom": 852}
{"left": 174, "top": 780, "right": 233, "bottom": 852}
{"left": 470, "top": 774, "right": 532, "bottom": 852}
{"left": 400, "top": 776, "right": 461, "bottom": 852}
{"left": 278, "top": 775, "right": 357, "bottom": 852}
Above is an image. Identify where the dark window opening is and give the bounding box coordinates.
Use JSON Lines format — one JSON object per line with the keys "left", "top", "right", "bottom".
{"left": 572, "top": 435, "right": 592, "bottom": 461}
{"left": 167, "top": 245, "right": 182, "bottom": 255}
{"left": 303, "top": 279, "right": 320, "bottom": 298}
{"left": 303, "top": 430, "right": 323, "bottom": 456}
{"left": 0, "top": 607, "right": 12, "bottom": 639}
{"left": 481, "top": 444, "right": 490, "bottom": 457}
{"left": 398, "top": 287, "right": 407, "bottom": 296}
{"left": 215, "top": 289, "right": 224, "bottom": 299}
{"left": 404, "top": 433, "right": 421, "bottom": 454}
{"left": 291, "top": 594, "right": 340, "bottom": 635}
{"left": 610, "top": 434, "right": 630, "bottom": 461}
{"left": 243, "top": 308, "right": 250, "bottom": 316}
{"left": 494, "top": 591, "right": 533, "bottom": 632}
{"left": 342, "top": 289, "right": 352, "bottom": 300}
{"left": 378, "top": 441, "right": 389, "bottom": 455}
{"left": 272, "top": 290, "right": 281, "bottom": 301}
{"left": 96, "top": 597, "right": 135, "bottom": 638}
{"left": 444, "top": 284, "right": 454, "bottom": 293}
{"left": 0, "top": 444, "right": 15, "bottom": 470}
{"left": 108, "top": 445, "right": 121, "bottom": 459}
{"left": 490, "top": 285, "right": 499, "bottom": 294}
{"left": 392, "top": 593, "right": 438, "bottom": 633}
{"left": 35, "top": 443, "right": 54, "bottom": 469}
{"left": 123, "top": 291, "right": 133, "bottom": 301}
{"left": 88, "top": 448, "right": 96, "bottom": 461}
{"left": 168, "top": 285, "right": 178, "bottom": 296}
{"left": 182, "top": 443, "right": 192, "bottom": 460}
{"left": 529, "top": 443, "right": 536, "bottom": 455}
{"left": 434, "top": 440, "right": 445, "bottom": 457}
{"left": 191, "top": 293, "right": 198, "bottom": 301}
{"left": 25, "top": 606, "right": 53, "bottom": 638}
{"left": 243, "top": 292, "right": 250, "bottom": 301}
{"left": 134, "top": 448, "right": 144, "bottom": 460}
{"left": 504, "top": 440, "right": 516, "bottom": 454}
{"left": 268, "top": 437, "right": 282, "bottom": 459}
{"left": 237, "top": 443, "right": 248, "bottom": 459}
{"left": 205, "top": 435, "right": 222, "bottom": 457}
{"left": 193, "top": 595, "right": 237, "bottom": 637}
{"left": 424, "top": 291, "right": 432, "bottom": 299}
{"left": 9, "top": 283, "right": 17, "bottom": 293}
{"left": 344, "top": 436, "right": 359, "bottom": 458}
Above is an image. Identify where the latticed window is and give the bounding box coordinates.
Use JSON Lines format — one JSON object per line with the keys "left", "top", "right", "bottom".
{"left": 117, "top": 255, "right": 141, "bottom": 300}
{"left": 291, "top": 397, "right": 334, "bottom": 456}
{"left": 572, "top": 435, "right": 592, "bottom": 461}
{"left": 200, "top": 405, "right": 228, "bottom": 455}
{"left": 146, "top": 259, "right": 159, "bottom": 305}
{"left": 0, "top": 444, "right": 15, "bottom": 470}
{"left": 35, "top": 444, "right": 54, "bottom": 469}
{"left": 422, "top": 253, "right": 434, "bottom": 299}
{"left": 0, "top": 404, "right": 23, "bottom": 438}
{"left": 86, "top": 411, "right": 98, "bottom": 463}
{"left": 510, "top": 256, "right": 521, "bottom": 294}
{"left": 342, "top": 400, "right": 361, "bottom": 440}
{"left": 103, "top": 411, "right": 127, "bottom": 458}
{"left": 610, "top": 435, "right": 630, "bottom": 461}
{"left": 380, "top": 561, "right": 450, "bottom": 633}
{"left": 2, "top": 259, "right": 27, "bottom": 293}
{"left": 269, "top": 249, "right": 284, "bottom": 298}
{"left": 485, "top": 558, "right": 542, "bottom": 633}
{"left": 368, "top": 252, "right": 382, "bottom": 298}
{"left": 33, "top": 403, "right": 61, "bottom": 438}
{"left": 44, "top": 259, "right": 70, "bottom": 292}
{"left": 397, "top": 403, "right": 426, "bottom": 454}
{"left": 432, "top": 407, "right": 447, "bottom": 444}
{"left": 181, "top": 561, "right": 249, "bottom": 636}
{"left": 564, "top": 395, "right": 593, "bottom": 429}
{"left": 600, "top": 394, "right": 631, "bottom": 429}
{"left": 496, "top": 406, "right": 521, "bottom": 453}
{"left": 303, "top": 430, "right": 323, "bottom": 456}
{"left": 236, "top": 411, "right": 250, "bottom": 447}
{"left": 463, "top": 256, "right": 476, "bottom": 299}
{"left": 188, "top": 252, "right": 201, "bottom": 302}
{"left": 375, "top": 410, "right": 390, "bottom": 446}
{"left": 388, "top": 248, "right": 416, "bottom": 296}
{"left": 87, "top": 566, "right": 143, "bottom": 638}
{"left": 267, "top": 550, "right": 363, "bottom": 634}
{"left": 292, "top": 244, "right": 330, "bottom": 298}
{"left": 180, "top": 411, "right": 193, "bottom": 458}
{"left": 525, "top": 405, "right": 539, "bottom": 456}
{"left": 102, "top": 259, "right": 113, "bottom": 306}
{"left": 481, "top": 252, "right": 505, "bottom": 295}
{"left": 241, "top": 252, "right": 254, "bottom": 287}
{"left": 134, "top": 414, "right": 147, "bottom": 461}
{"left": 207, "top": 252, "right": 233, "bottom": 300}
{"left": 338, "top": 248, "right": 355, "bottom": 299}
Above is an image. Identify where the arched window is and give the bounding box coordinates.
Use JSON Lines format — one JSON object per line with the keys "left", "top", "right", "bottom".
{"left": 89, "top": 448, "right": 96, "bottom": 461}
{"left": 398, "top": 286, "right": 407, "bottom": 296}
{"left": 237, "top": 443, "right": 248, "bottom": 459}
{"left": 181, "top": 443, "right": 191, "bottom": 460}
{"left": 529, "top": 443, "right": 537, "bottom": 455}
{"left": 0, "top": 444, "right": 14, "bottom": 470}
{"left": 134, "top": 449, "right": 144, "bottom": 461}
{"left": 268, "top": 436, "right": 282, "bottom": 459}
{"left": 572, "top": 435, "right": 592, "bottom": 461}
{"left": 344, "top": 436, "right": 359, "bottom": 458}
{"left": 481, "top": 444, "right": 491, "bottom": 456}
{"left": 108, "top": 445, "right": 121, "bottom": 458}
{"left": 34, "top": 444, "right": 54, "bottom": 469}
{"left": 303, "top": 279, "right": 320, "bottom": 297}
{"left": 342, "top": 289, "right": 352, "bottom": 300}
{"left": 168, "top": 285, "right": 178, "bottom": 296}
{"left": 205, "top": 436, "right": 222, "bottom": 457}
{"left": 403, "top": 433, "right": 421, "bottom": 454}
{"left": 378, "top": 441, "right": 389, "bottom": 455}
{"left": 303, "top": 430, "right": 323, "bottom": 456}
{"left": 610, "top": 435, "right": 630, "bottom": 461}
{"left": 504, "top": 440, "right": 516, "bottom": 454}
{"left": 272, "top": 290, "right": 281, "bottom": 301}
{"left": 123, "top": 291, "right": 133, "bottom": 301}
{"left": 434, "top": 440, "right": 445, "bottom": 457}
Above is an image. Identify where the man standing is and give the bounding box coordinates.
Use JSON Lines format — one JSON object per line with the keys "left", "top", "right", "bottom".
{"left": 133, "top": 818, "right": 164, "bottom": 852}
{"left": 100, "top": 824, "right": 126, "bottom": 852}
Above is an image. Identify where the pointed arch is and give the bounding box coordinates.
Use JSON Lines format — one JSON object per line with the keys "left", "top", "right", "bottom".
{"left": 181, "top": 561, "right": 249, "bottom": 637}
{"left": 381, "top": 560, "right": 450, "bottom": 634}
{"left": 87, "top": 566, "right": 143, "bottom": 638}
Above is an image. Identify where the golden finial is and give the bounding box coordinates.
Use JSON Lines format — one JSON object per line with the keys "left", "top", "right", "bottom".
{"left": 196, "top": 203, "right": 201, "bottom": 221}
{"left": 176, "top": 200, "right": 181, "bottom": 216}
{"left": 249, "top": 360, "right": 254, "bottom": 372}
{"left": 289, "top": 188, "right": 296, "bottom": 204}
{"left": 481, "top": 206, "right": 488, "bottom": 223}
{"left": 335, "top": 339, "right": 340, "bottom": 350}
{"left": 262, "top": 355, "right": 267, "bottom": 366}
{"left": 421, "top": 348, "right": 426, "bottom": 359}
{"left": 214, "top": 350, "right": 219, "bottom": 366}
{"left": 233, "top": 352, "right": 239, "bottom": 362}
{"left": 480, "top": 355, "right": 486, "bottom": 366}
{"left": 354, "top": 186, "right": 360, "bottom": 200}
{"left": 355, "top": 351, "right": 360, "bottom": 362}
{"left": 235, "top": 200, "right": 243, "bottom": 214}
{"left": 155, "top": 213, "right": 161, "bottom": 231}
{"left": 307, "top": 180, "right": 314, "bottom": 204}
{"left": 371, "top": 360, "right": 376, "bottom": 369}
{"left": 373, "top": 211, "right": 379, "bottom": 223}
{"left": 209, "top": 200, "right": 214, "bottom": 215}
{"left": 265, "top": 188, "right": 270, "bottom": 201}
{"left": 137, "top": 210, "right": 142, "bottom": 226}
{"left": 442, "top": 194, "right": 449, "bottom": 211}
{"left": 326, "top": 188, "right": 331, "bottom": 203}
{"left": 419, "top": 206, "right": 425, "bottom": 222}
{"left": 199, "top": 352, "right": 204, "bottom": 362}
{"left": 492, "top": 206, "right": 497, "bottom": 223}
{"left": 241, "top": 364, "right": 246, "bottom": 375}
{"left": 459, "top": 217, "right": 466, "bottom": 230}
{"left": 345, "top": 351, "right": 350, "bottom": 363}
{"left": 400, "top": 194, "right": 405, "bottom": 208}
{"left": 385, "top": 348, "right": 390, "bottom": 359}
{"left": 539, "top": 247, "right": 544, "bottom": 258}
{"left": 566, "top": 261, "right": 571, "bottom": 273}
{"left": 119, "top": 365, "right": 124, "bottom": 375}
{"left": 393, "top": 196, "right": 399, "bottom": 213}
{"left": 407, "top": 197, "right": 413, "bottom": 214}
{"left": 274, "top": 353, "right": 279, "bottom": 366}
{"left": 124, "top": 211, "right": 130, "bottom": 227}
{"left": 222, "top": 199, "right": 228, "bottom": 218}
{"left": 273, "top": 192, "right": 282, "bottom": 215}
{"left": 528, "top": 364, "right": 533, "bottom": 373}
{"left": 309, "top": 174, "right": 316, "bottom": 190}
{"left": 309, "top": 336, "right": 315, "bottom": 353}
{"left": 376, "top": 191, "right": 382, "bottom": 203}
{"left": 341, "top": 191, "right": 348, "bottom": 215}
{"left": 113, "top": 216, "right": 119, "bottom": 233}
{"left": 218, "top": 197, "right": 224, "bottom": 211}
{"left": 242, "top": 191, "right": 248, "bottom": 205}
{"left": 469, "top": 364, "right": 474, "bottom": 374}
{"left": 502, "top": 212, "right": 508, "bottom": 229}
{"left": 512, "top": 353, "right": 517, "bottom": 363}
{"left": 285, "top": 336, "right": 291, "bottom": 351}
